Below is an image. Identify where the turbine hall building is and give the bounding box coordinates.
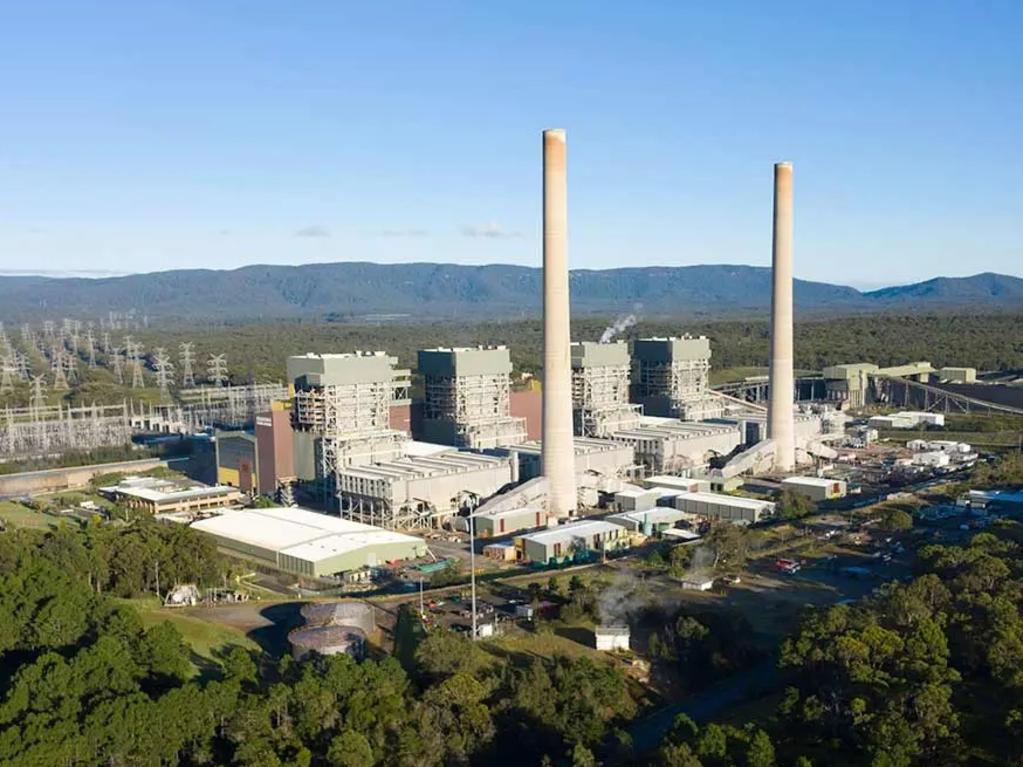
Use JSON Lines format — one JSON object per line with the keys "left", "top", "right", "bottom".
{"left": 337, "top": 451, "right": 514, "bottom": 530}
{"left": 609, "top": 418, "right": 742, "bottom": 474}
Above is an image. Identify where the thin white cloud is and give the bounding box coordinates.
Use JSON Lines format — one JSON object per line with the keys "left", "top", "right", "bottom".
{"left": 379, "top": 228, "right": 429, "bottom": 238}
{"left": 294, "top": 225, "right": 331, "bottom": 238}
{"left": 460, "top": 220, "right": 521, "bottom": 239}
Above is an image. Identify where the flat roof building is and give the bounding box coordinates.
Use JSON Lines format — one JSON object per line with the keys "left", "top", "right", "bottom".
{"left": 606, "top": 507, "right": 692, "bottom": 534}
{"left": 515, "top": 519, "right": 629, "bottom": 564}
{"left": 100, "top": 476, "right": 243, "bottom": 515}
{"left": 613, "top": 487, "right": 661, "bottom": 512}
{"left": 674, "top": 491, "right": 776, "bottom": 524}
{"left": 474, "top": 506, "right": 545, "bottom": 538}
{"left": 781, "top": 476, "right": 848, "bottom": 501}
{"left": 191, "top": 506, "right": 426, "bottom": 577}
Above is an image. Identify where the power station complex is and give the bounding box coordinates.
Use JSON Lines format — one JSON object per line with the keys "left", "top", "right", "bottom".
{"left": 206, "top": 132, "right": 838, "bottom": 532}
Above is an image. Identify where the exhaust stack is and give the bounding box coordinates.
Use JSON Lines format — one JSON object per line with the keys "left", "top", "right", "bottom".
{"left": 768, "top": 162, "right": 795, "bottom": 471}
{"left": 542, "top": 129, "right": 578, "bottom": 517}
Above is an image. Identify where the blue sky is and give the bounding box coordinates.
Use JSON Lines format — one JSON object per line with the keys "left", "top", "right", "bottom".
{"left": 0, "top": 1, "right": 1020, "bottom": 287}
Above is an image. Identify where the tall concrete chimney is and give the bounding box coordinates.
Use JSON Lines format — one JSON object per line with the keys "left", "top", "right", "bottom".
{"left": 768, "top": 161, "right": 795, "bottom": 471}
{"left": 542, "top": 128, "right": 577, "bottom": 517}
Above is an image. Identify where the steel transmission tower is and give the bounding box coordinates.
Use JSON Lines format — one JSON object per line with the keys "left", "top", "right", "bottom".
{"left": 153, "top": 347, "right": 174, "bottom": 398}
{"left": 207, "top": 354, "right": 229, "bottom": 387}
{"left": 179, "top": 342, "right": 196, "bottom": 388}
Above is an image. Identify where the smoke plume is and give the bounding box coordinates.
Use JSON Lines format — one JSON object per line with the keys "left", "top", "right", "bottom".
{"left": 597, "top": 571, "right": 645, "bottom": 627}
{"left": 599, "top": 314, "right": 637, "bottom": 344}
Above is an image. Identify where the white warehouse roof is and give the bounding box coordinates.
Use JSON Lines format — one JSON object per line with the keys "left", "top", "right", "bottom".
{"left": 517, "top": 519, "right": 622, "bottom": 546}
{"left": 192, "top": 507, "right": 421, "bottom": 564}
{"left": 782, "top": 476, "right": 842, "bottom": 489}
{"left": 675, "top": 491, "right": 774, "bottom": 511}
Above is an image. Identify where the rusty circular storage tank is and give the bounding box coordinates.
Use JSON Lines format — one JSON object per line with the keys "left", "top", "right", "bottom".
{"left": 289, "top": 624, "right": 367, "bottom": 661}
{"left": 299, "top": 601, "right": 375, "bottom": 634}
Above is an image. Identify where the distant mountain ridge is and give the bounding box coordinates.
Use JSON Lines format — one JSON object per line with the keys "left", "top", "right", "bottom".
{"left": 0, "top": 263, "right": 1019, "bottom": 322}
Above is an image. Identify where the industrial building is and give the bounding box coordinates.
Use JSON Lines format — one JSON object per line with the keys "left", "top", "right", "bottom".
{"left": 100, "top": 476, "right": 242, "bottom": 515}
{"left": 606, "top": 507, "right": 692, "bottom": 534}
{"left": 613, "top": 487, "right": 662, "bottom": 512}
{"left": 781, "top": 476, "right": 848, "bottom": 501}
{"left": 191, "top": 506, "right": 426, "bottom": 577}
{"left": 288, "top": 352, "right": 411, "bottom": 487}
{"left": 674, "top": 491, "right": 776, "bottom": 524}
{"left": 417, "top": 346, "right": 527, "bottom": 449}
{"left": 570, "top": 341, "right": 641, "bottom": 437}
{"left": 940, "top": 367, "right": 977, "bottom": 384}
{"left": 594, "top": 626, "right": 630, "bottom": 652}
{"left": 609, "top": 418, "right": 742, "bottom": 474}
{"left": 964, "top": 489, "right": 1023, "bottom": 511}
{"left": 509, "top": 386, "right": 542, "bottom": 440}
{"left": 336, "top": 452, "right": 514, "bottom": 529}
{"left": 907, "top": 439, "right": 973, "bottom": 456}
{"left": 215, "top": 404, "right": 298, "bottom": 498}
{"left": 823, "top": 362, "right": 934, "bottom": 408}
{"left": 631, "top": 336, "right": 723, "bottom": 421}
{"left": 495, "top": 437, "right": 637, "bottom": 501}
{"left": 868, "top": 411, "right": 945, "bottom": 430}
{"left": 641, "top": 475, "right": 703, "bottom": 494}
{"left": 474, "top": 506, "right": 545, "bottom": 538}
{"left": 911, "top": 451, "right": 950, "bottom": 468}
{"left": 255, "top": 401, "right": 296, "bottom": 495}
{"left": 515, "top": 519, "right": 629, "bottom": 564}
{"left": 215, "top": 430, "right": 259, "bottom": 492}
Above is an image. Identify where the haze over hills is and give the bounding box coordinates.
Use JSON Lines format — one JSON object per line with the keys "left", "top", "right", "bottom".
{"left": 0, "top": 263, "right": 1020, "bottom": 323}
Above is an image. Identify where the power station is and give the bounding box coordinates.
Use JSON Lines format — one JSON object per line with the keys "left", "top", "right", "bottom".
{"left": 260, "top": 143, "right": 827, "bottom": 529}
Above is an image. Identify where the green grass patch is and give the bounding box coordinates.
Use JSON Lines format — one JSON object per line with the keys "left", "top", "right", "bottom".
{"left": 0, "top": 500, "right": 58, "bottom": 530}
{"left": 122, "top": 596, "right": 258, "bottom": 674}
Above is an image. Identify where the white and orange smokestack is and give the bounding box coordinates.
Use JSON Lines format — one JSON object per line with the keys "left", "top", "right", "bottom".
{"left": 542, "top": 129, "right": 577, "bottom": 517}
{"left": 768, "top": 161, "right": 795, "bottom": 471}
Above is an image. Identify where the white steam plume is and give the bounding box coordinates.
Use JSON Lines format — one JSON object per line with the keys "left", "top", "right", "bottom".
{"left": 599, "top": 314, "right": 637, "bottom": 344}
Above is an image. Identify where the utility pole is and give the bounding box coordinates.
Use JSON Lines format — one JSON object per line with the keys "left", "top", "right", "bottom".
{"left": 419, "top": 578, "right": 425, "bottom": 619}
{"left": 154, "top": 560, "right": 161, "bottom": 602}
{"left": 469, "top": 511, "right": 478, "bottom": 640}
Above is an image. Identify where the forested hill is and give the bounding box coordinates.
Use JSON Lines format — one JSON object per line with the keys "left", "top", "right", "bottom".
{"left": 0, "top": 263, "right": 1020, "bottom": 321}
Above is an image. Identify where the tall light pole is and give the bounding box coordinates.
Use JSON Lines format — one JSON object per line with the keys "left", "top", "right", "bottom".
{"left": 469, "top": 509, "right": 478, "bottom": 640}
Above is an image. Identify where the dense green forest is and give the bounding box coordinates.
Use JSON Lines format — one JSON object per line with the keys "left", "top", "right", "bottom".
{"left": 121, "top": 312, "right": 1023, "bottom": 386}
{"left": 3, "top": 313, "right": 1019, "bottom": 410}
{"left": 6, "top": 473, "right": 1023, "bottom": 765}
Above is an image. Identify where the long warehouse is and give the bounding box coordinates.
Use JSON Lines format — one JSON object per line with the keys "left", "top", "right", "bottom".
{"left": 192, "top": 506, "right": 426, "bottom": 577}
{"left": 674, "top": 491, "right": 776, "bottom": 524}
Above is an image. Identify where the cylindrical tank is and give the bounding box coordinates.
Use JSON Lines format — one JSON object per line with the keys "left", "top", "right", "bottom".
{"left": 289, "top": 624, "right": 367, "bottom": 661}
{"left": 299, "top": 601, "right": 376, "bottom": 634}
